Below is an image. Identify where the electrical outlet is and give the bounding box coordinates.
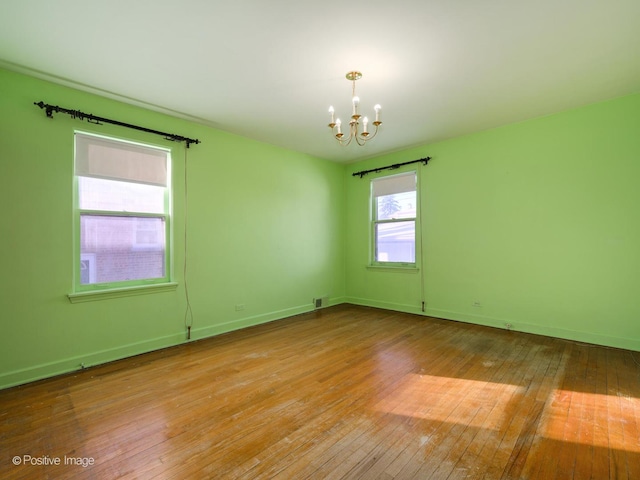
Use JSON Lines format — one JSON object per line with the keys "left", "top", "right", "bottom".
{"left": 235, "top": 304, "right": 245, "bottom": 311}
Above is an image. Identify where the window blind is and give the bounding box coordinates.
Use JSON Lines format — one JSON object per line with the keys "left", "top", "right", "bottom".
{"left": 75, "top": 133, "right": 168, "bottom": 187}
{"left": 372, "top": 171, "right": 416, "bottom": 197}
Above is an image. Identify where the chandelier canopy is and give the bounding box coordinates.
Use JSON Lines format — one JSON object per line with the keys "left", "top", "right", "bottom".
{"left": 328, "top": 71, "right": 381, "bottom": 146}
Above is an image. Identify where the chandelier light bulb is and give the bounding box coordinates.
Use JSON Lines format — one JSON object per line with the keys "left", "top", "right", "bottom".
{"left": 352, "top": 96, "right": 360, "bottom": 116}
{"left": 374, "top": 104, "right": 381, "bottom": 123}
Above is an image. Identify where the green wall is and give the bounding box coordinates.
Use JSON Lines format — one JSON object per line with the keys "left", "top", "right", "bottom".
{"left": 1, "top": 66, "right": 638, "bottom": 390}
{"left": 0, "top": 68, "right": 345, "bottom": 389}
{"left": 345, "top": 93, "right": 640, "bottom": 351}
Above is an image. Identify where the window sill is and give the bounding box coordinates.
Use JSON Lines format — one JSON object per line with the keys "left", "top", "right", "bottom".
{"left": 68, "top": 282, "right": 178, "bottom": 303}
{"left": 366, "top": 265, "right": 419, "bottom": 273}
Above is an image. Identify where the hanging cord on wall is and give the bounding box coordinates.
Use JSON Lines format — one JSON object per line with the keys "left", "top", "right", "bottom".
{"left": 418, "top": 168, "right": 426, "bottom": 313}
{"left": 183, "top": 147, "right": 194, "bottom": 340}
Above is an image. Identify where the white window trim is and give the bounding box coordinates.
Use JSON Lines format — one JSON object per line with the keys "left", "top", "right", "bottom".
{"left": 68, "top": 282, "right": 178, "bottom": 303}
{"left": 370, "top": 170, "right": 419, "bottom": 268}
{"left": 72, "top": 131, "right": 174, "bottom": 296}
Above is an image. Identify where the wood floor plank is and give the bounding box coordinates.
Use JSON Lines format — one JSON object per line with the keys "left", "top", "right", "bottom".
{"left": 1, "top": 305, "right": 639, "bottom": 480}
{"left": 569, "top": 346, "right": 597, "bottom": 480}
{"left": 550, "top": 346, "right": 586, "bottom": 480}
{"left": 518, "top": 343, "right": 573, "bottom": 480}
{"left": 493, "top": 339, "right": 563, "bottom": 480}
{"left": 592, "top": 347, "right": 613, "bottom": 480}
{"left": 413, "top": 331, "right": 534, "bottom": 479}
{"left": 619, "top": 352, "right": 640, "bottom": 480}
{"left": 381, "top": 359, "right": 484, "bottom": 476}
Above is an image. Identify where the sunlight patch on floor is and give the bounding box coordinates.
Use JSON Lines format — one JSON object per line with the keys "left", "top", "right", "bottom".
{"left": 373, "top": 374, "right": 523, "bottom": 428}
{"left": 541, "top": 389, "right": 640, "bottom": 453}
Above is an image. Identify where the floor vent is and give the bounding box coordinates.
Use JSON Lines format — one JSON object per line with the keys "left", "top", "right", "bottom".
{"left": 314, "top": 296, "right": 329, "bottom": 309}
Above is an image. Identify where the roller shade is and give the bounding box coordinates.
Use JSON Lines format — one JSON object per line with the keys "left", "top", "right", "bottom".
{"left": 372, "top": 171, "right": 416, "bottom": 197}
{"left": 75, "top": 133, "right": 168, "bottom": 187}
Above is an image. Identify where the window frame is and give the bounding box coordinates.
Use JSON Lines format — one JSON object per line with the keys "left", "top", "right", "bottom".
{"left": 72, "top": 131, "right": 173, "bottom": 294}
{"left": 370, "top": 170, "right": 418, "bottom": 268}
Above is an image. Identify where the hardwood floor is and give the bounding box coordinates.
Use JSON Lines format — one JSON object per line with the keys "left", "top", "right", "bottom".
{"left": 1, "top": 305, "right": 639, "bottom": 479}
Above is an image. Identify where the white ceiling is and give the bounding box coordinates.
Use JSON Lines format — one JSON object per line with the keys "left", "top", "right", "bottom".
{"left": 1, "top": 0, "right": 639, "bottom": 162}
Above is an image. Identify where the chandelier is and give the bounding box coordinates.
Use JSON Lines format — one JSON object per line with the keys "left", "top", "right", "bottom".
{"left": 328, "top": 71, "right": 381, "bottom": 146}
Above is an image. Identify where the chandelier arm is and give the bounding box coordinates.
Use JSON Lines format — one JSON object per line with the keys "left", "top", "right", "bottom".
{"left": 361, "top": 123, "right": 380, "bottom": 141}
{"left": 330, "top": 122, "right": 351, "bottom": 146}
{"left": 335, "top": 128, "right": 354, "bottom": 146}
{"left": 339, "top": 134, "right": 354, "bottom": 146}
{"left": 353, "top": 123, "right": 379, "bottom": 145}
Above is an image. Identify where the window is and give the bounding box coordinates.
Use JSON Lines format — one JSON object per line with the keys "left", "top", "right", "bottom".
{"left": 74, "top": 132, "right": 171, "bottom": 291}
{"left": 371, "top": 171, "right": 417, "bottom": 265}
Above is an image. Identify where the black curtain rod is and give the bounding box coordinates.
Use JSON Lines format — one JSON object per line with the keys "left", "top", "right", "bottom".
{"left": 34, "top": 101, "right": 201, "bottom": 148}
{"left": 352, "top": 156, "right": 431, "bottom": 178}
